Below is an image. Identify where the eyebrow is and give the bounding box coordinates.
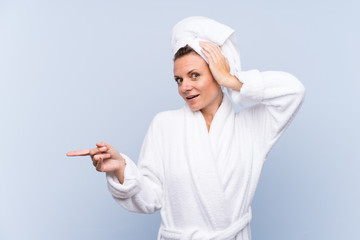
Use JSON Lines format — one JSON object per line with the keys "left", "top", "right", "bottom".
{"left": 174, "top": 69, "right": 199, "bottom": 78}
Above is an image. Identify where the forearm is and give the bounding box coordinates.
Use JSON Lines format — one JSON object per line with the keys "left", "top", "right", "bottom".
{"left": 232, "top": 70, "right": 305, "bottom": 155}
{"left": 106, "top": 131, "right": 164, "bottom": 214}
{"left": 229, "top": 69, "right": 305, "bottom": 112}
{"left": 106, "top": 159, "right": 163, "bottom": 214}
{"left": 110, "top": 176, "right": 163, "bottom": 214}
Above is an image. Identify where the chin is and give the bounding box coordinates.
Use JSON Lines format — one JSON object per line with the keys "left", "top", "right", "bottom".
{"left": 188, "top": 104, "right": 201, "bottom": 112}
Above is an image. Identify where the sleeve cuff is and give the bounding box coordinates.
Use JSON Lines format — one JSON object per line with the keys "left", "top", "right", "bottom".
{"left": 227, "top": 69, "right": 264, "bottom": 106}
{"left": 106, "top": 153, "right": 142, "bottom": 199}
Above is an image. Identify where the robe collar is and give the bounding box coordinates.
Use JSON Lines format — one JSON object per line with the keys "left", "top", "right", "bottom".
{"left": 183, "top": 94, "right": 234, "bottom": 230}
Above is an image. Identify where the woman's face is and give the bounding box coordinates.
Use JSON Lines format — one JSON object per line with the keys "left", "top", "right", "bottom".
{"left": 174, "top": 52, "right": 223, "bottom": 113}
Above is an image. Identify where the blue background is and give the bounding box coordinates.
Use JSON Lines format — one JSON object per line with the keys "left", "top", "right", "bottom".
{"left": 1, "top": 0, "right": 359, "bottom": 239}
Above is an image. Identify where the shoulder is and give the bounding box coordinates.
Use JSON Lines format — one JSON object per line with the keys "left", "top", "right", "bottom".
{"left": 150, "top": 108, "right": 184, "bottom": 130}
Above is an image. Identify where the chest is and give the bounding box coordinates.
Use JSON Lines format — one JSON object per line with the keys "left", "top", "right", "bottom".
{"left": 161, "top": 122, "right": 254, "bottom": 191}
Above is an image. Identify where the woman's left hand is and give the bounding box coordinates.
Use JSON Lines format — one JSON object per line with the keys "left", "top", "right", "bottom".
{"left": 199, "top": 41, "right": 242, "bottom": 91}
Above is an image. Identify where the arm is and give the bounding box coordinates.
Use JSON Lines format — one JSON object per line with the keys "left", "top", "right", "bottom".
{"left": 106, "top": 115, "right": 164, "bottom": 214}
{"left": 229, "top": 70, "right": 306, "bottom": 157}
{"left": 200, "top": 41, "right": 305, "bottom": 157}
{"left": 66, "top": 116, "right": 164, "bottom": 214}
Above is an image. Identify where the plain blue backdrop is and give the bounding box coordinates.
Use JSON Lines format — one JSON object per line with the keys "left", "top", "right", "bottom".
{"left": 1, "top": 0, "right": 359, "bottom": 239}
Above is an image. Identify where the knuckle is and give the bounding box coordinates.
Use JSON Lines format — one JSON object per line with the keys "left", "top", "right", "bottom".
{"left": 90, "top": 149, "right": 97, "bottom": 156}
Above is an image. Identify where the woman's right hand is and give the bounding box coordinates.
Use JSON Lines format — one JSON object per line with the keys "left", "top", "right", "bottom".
{"left": 66, "top": 141, "right": 126, "bottom": 184}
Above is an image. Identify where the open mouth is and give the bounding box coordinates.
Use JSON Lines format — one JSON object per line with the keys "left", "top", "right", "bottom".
{"left": 186, "top": 94, "right": 199, "bottom": 100}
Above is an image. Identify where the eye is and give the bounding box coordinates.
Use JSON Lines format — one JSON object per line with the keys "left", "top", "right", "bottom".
{"left": 191, "top": 73, "right": 200, "bottom": 79}
{"left": 174, "top": 77, "right": 183, "bottom": 85}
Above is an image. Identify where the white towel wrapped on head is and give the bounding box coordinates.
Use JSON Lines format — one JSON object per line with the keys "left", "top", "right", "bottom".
{"left": 171, "top": 16, "right": 242, "bottom": 76}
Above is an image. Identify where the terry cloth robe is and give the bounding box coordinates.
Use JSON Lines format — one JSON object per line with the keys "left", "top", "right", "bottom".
{"left": 106, "top": 69, "right": 306, "bottom": 240}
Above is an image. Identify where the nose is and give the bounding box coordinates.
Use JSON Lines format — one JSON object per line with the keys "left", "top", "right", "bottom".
{"left": 180, "top": 78, "right": 193, "bottom": 93}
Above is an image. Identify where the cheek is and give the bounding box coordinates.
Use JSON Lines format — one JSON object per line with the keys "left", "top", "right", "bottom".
{"left": 177, "top": 87, "right": 184, "bottom": 98}
{"left": 199, "top": 78, "right": 216, "bottom": 94}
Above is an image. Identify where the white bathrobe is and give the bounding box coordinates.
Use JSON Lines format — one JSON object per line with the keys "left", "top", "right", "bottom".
{"left": 106, "top": 69, "right": 305, "bottom": 240}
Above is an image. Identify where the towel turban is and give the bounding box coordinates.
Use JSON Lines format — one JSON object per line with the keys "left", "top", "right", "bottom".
{"left": 171, "top": 16, "right": 242, "bottom": 76}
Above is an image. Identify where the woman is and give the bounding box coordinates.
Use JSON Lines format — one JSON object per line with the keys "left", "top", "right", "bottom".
{"left": 67, "top": 16, "right": 305, "bottom": 240}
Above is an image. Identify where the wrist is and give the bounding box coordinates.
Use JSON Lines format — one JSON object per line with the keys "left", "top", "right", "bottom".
{"left": 221, "top": 74, "right": 243, "bottom": 91}
{"left": 114, "top": 158, "right": 126, "bottom": 184}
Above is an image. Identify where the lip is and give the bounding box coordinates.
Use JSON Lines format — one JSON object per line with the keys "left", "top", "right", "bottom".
{"left": 185, "top": 94, "right": 199, "bottom": 102}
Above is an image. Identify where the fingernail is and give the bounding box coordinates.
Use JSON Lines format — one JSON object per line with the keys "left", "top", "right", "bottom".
{"left": 100, "top": 147, "right": 107, "bottom": 151}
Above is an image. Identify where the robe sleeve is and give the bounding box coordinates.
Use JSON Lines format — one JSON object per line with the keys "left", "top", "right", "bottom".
{"left": 227, "top": 69, "right": 306, "bottom": 159}
{"left": 105, "top": 115, "right": 164, "bottom": 214}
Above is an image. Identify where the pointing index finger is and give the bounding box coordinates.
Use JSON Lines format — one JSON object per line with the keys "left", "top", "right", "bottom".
{"left": 66, "top": 149, "right": 91, "bottom": 156}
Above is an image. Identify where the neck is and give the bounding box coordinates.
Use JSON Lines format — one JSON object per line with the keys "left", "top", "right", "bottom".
{"left": 200, "top": 92, "right": 224, "bottom": 131}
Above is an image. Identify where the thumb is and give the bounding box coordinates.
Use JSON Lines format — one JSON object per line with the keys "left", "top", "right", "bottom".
{"left": 96, "top": 141, "right": 112, "bottom": 151}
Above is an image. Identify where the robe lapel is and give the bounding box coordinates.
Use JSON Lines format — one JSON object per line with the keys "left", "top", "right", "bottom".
{"left": 208, "top": 95, "right": 234, "bottom": 161}
{"left": 210, "top": 95, "right": 254, "bottom": 216}
{"left": 183, "top": 98, "right": 231, "bottom": 230}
